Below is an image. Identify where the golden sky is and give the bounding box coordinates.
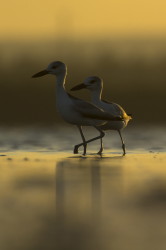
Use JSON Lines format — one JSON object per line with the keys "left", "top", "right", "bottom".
{"left": 1, "top": 0, "right": 166, "bottom": 39}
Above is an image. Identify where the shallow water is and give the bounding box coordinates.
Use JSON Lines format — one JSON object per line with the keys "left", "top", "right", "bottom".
{"left": 0, "top": 126, "right": 166, "bottom": 250}
{"left": 0, "top": 125, "right": 165, "bottom": 153}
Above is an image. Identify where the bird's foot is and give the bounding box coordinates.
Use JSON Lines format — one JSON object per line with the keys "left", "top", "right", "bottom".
{"left": 122, "top": 144, "right": 126, "bottom": 156}
{"left": 74, "top": 145, "right": 79, "bottom": 154}
{"left": 97, "top": 148, "right": 103, "bottom": 156}
{"left": 83, "top": 144, "right": 87, "bottom": 156}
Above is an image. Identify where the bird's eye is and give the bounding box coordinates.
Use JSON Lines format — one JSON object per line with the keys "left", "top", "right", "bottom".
{"left": 90, "top": 80, "right": 96, "bottom": 83}
{"left": 52, "top": 65, "right": 57, "bottom": 69}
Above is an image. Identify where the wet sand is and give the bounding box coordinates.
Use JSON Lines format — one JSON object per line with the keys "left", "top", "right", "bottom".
{"left": 0, "top": 151, "right": 166, "bottom": 250}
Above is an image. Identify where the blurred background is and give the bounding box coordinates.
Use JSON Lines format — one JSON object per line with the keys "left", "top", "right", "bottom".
{"left": 0, "top": 0, "right": 166, "bottom": 126}
{"left": 1, "top": 3, "right": 166, "bottom": 250}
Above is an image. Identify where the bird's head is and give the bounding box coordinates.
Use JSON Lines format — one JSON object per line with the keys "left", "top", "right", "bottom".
{"left": 71, "top": 76, "right": 103, "bottom": 92}
{"left": 32, "top": 61, "right": 67, "bottom": 78}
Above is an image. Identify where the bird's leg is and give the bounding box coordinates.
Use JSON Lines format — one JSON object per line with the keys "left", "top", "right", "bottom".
{"left": 74, "top": 126, "right": 87, "bottom": 155}
{"left": 97, "top": 137, "right": 104, "bottom": 155}
{"left": 74, "top": 126, "right": 105, "bottom": 154}
{"left": 118, "top": 130, "right": 126, "bottom": 155}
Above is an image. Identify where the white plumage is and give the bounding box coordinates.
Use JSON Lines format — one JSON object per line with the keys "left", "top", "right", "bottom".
{"left": 71, "top": 76, "right": 132, "bottom": 155}
{"left": 32, "top": 62, "right": 122, "bottom": 155}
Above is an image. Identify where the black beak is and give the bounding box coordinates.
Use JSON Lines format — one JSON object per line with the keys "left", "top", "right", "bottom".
{"left": 32, "top": 70, "right": 49, "bottom": 78}
{"left": 70, "top": 83, "right": 87, "bottom": 91}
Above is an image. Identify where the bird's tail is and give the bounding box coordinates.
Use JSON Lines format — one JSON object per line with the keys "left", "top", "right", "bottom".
{"left": 127, "top": 113, "right": 133, "bottom": 120}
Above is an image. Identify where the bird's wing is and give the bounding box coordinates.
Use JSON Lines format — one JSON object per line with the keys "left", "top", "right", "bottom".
{"left": 68, "top": 94, "right": 122, "bottom": 121}
{"left": 102, "top": 99, "right": 132, "bottom": 119}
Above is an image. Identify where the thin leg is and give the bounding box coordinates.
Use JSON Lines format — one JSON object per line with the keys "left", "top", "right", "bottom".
{"left": 97, "top": 137, "right": 104, "bottom": 155}
{"left": 118, "top": 130, "right": 126, "bottom": 155}
{"left": 74, "top": 126, "right": 87, "bottom": 155}
{"left": 74, "top": 126, "right": 105, "bottom": 155}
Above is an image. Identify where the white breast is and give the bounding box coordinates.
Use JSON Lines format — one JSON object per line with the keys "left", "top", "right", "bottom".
{"left": 56, "top": 88, "right": 76, "bottom": 124}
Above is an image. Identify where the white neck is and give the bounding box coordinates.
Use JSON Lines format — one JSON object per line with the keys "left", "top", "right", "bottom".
{"left": 55, "top": 70, "right": 69, "bottom": 106}
{"left": 56, "top": 71, "right": 67, "bottom": 88}
{"left": 91, "top": 87, "right": 102, "bottom": 105}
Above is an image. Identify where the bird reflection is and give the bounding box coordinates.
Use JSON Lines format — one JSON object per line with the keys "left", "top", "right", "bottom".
{"left": 55, "top": 159, "right": 102, "bottom": 221}
{"left": 54, "top": 158, "right": 102, "bottom": 249}
{"left": 54, "top": 157, "right": 123, "bottom": 250}
{"left": 55, "top": 156, "right": 123, "bottom": 221}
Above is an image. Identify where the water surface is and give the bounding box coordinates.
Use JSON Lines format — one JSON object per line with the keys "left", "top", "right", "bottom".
{"left": 0, "top": 126, "right": 166, "bottom": 250}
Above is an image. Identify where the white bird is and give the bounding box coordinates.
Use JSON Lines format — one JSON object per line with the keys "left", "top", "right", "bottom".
{"left": 32, "top": 62, "right": 123, "bottom": 155}
{"left": 71, "top": 76, "right": 132, "bottom": 155}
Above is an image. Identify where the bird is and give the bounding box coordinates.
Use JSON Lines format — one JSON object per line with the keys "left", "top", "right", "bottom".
{"left": 71, "top": 76, "right": 132, "bottom": 155}
{"left": 32, "top": 62, "right": 123, "bottom": 155}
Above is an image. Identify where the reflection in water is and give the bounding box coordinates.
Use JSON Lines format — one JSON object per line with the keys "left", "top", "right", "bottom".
{"left": 55, "top": 159, "right": 102, "bottom": 250}
{"left": 54, "top": 157, "right": 123, "bottom": 250}
{"left": 55, "top": 158, "right": 103, "bottom": 217}
{"left": 91, "top": 163, "right": 101, "bottom": 219}
{"left": 0, "top": 153, "right": 166, "bottom": 250}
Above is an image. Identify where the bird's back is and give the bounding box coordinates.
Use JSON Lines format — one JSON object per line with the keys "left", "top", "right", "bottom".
{"left": 67, "top": 94, "right": 123, "bottom": 126}
{"left": 96, "top": 99, "right": 132, "bottom": 130}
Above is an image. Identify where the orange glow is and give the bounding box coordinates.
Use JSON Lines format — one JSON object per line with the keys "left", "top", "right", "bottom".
{"left": 1, "top": 0, "right": 166, "bottom": 39}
